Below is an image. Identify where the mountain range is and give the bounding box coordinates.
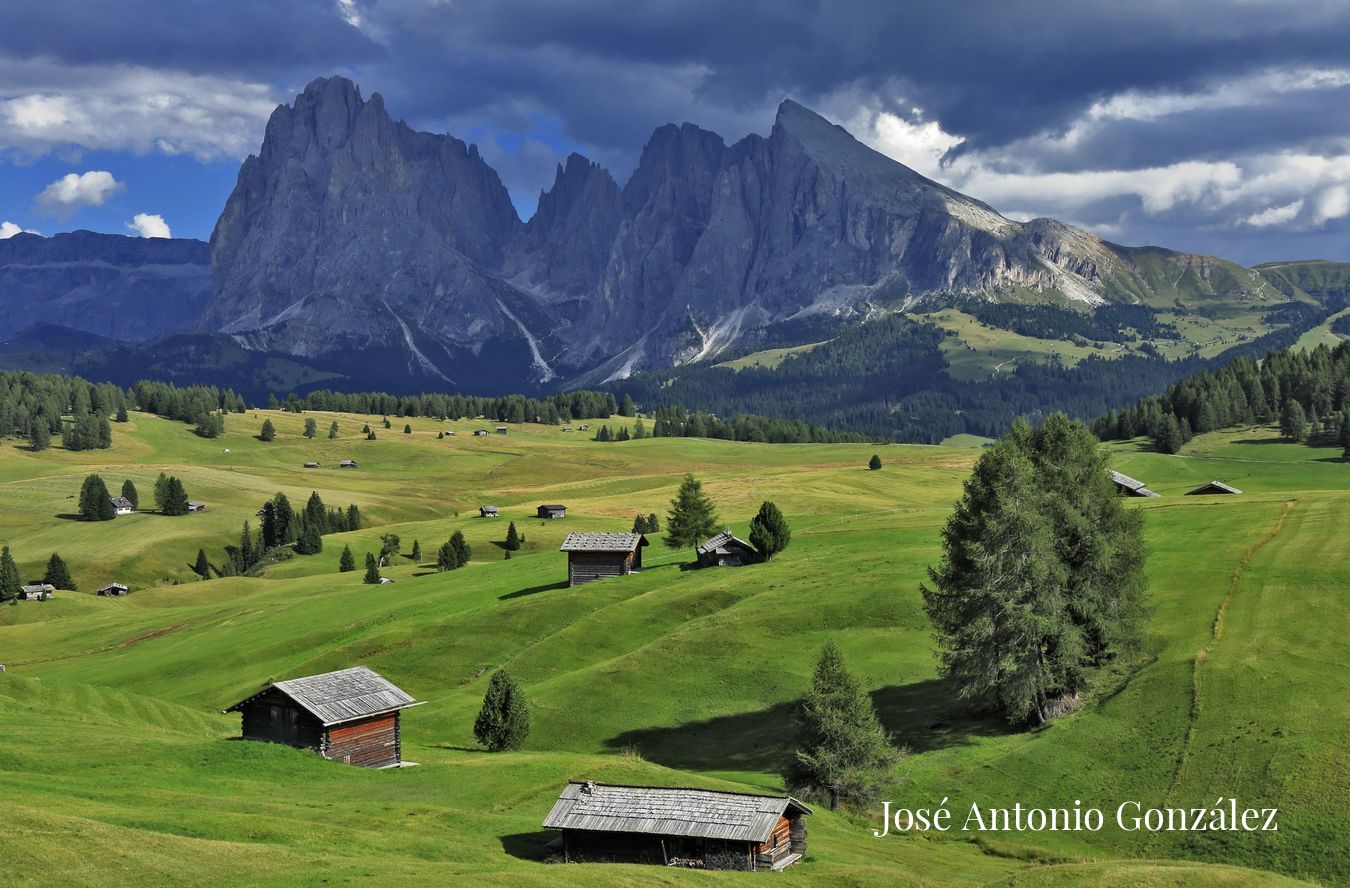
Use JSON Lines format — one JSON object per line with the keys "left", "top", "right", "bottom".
{"left": 0, "top": 76, "right": 1337, "bottom": 406}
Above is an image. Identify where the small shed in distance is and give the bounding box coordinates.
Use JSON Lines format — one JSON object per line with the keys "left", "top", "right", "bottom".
{"left": 1108, "top": 470, "right": 1159, "bottom": 498}
{"left": 560, "top": 532, "right": 647, "bottom": 586}
{"left": 96, "top": 583, "right": 129, "bottom": 597}
{"left": 187, "top": 501, "right": 207, "bottom": 513}
{"left": 1187, "top": 480, "right": 1242, "bottom": 495}
{"left": 479, "top": 505, "right": 499, "bottom": 518}
{"left": 496, "top": 425, "right": 509, "bottom": 434}
{"left": 542, "top": 782, "right": 810, "bottom": 870}
{"left": 111, "top": 496, "right": 134, "bottom": 515}
{"left": 223, "top": 666, "right": 422, "bottom": 768}
{"left": 303, "top": 461, "right": 320, "bottom": 468}
{"left": 339, "top": 459, "right": 359, "bottom": 469}
{"left": 474, "top": 429, "right": 490, "bottom": 437}
{"left": 538, "top": 504, "right": 567, "bottom": 519}
{"left": 696, "top": 531, "right": 759, "bottom": 568}
{"left": 19, "top": 584, "right": 54, "bottom": 601}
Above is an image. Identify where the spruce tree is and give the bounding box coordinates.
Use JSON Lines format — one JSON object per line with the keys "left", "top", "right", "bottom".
{"left": 868, "top": 454, "right": 882, "bottom": 471}
{"left": 379, "top": 533, "right": 401, "bottom": 565}
{"left": 29, "top": 421, "right": 50, "bottom": 452}
{"left": 664, "top": 473, "right": 719, "bottom": 550}
{"left": 121, "top": 479, "right": 139, "bottom": 510}
{"left": 449, "top": 529, "right": 471, "bottom": 566}
{"left": 43, "top": 553, "right": 75, "bottom": 590}
{"left": 115, "top": 404, "right": 128, "bottom": 422}
{"left": 194, "top": 548, "right": 211, "bottom": 579}
{"left": 161, "top": 477, "right": 190, "bottom": 516}
{"left": 303, "top": 417, "right": 317, "bottom": 438}
{"left": 329, "top": 421, "right": 340, "bottom": 439}
{"left": 0, "top": 546, "right": 20, "bottom": 603}
{"left": 473, "top": 669, "right": 531, "bottom": 751}
{"left": 367, "top": 429, "right": 377, "bottom": 440}
{"left": 259, "top": 418, "right": 276, "bottom": 441}
{"left": 619, "top": 393, "right": 636, "bottom": 417}
{"left": 504, "top": 521, "right": 521, "bottom": 551}
{"left": 363, "top": 553, "right": 381, "bottom": 584}
{"left": 339, "top": 545, "right": 356, "bottom": 572}
{"left": 1341, "top": 412, "right": 1350, "bottom": 459}
{"left": 78, "top": 474, "right": 116, "bottom": 521}
{"left": 411, "top": 539, "right": 422, "bottom": 562}
{"left": 749, "top": 500, "right": 791, "bottom": 560}
{"left": 153, "top": 472, "right": 170, "bottom": 511}
{"left": 239, "top": 522, "right": 256, "bottom": 569}
{"left": 436, "top": 541, "right": 456, "bottom": 571}
{"left": 1281, "top": 399, "right": 1310, "bottom": 443}
{"left": 789, "top": 642, "right": 897, "bottom": 808}
{"left": 347, "top": 504, "right": 362, "bottom": 530}
{"left": 295, "top": 520, "right": 323, "bottom": 555}
{"left": 404, "top": 424, "right": 412, "bottom": 434}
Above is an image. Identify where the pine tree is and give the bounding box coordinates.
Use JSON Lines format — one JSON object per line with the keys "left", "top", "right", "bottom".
{"left": 450, "top": 529, "right": 471, "bottom": 566}
{"left": 339, "top": 545, "right": 356, "bottom": 572}
{"left": 1340, "top": 411, "right": 1350, "bottom": 459}
{"left": 1281, "top": 399, "right": 1310, "bottom": 443}
{"left": 436, "top": 541, "right": 457, "bottom": 571}
{"left": 362, "top": 423, "right": 371, "bottom": 434}
{"left": 504, "top": 521, "right": 521, "bottom": 551}
{"left": 664, "top": 473, "right": 719, "bottom": 550}
{"left": 1154, "top": 413, "right": 1184, "bottom": 454}
{"left": 239, "top": 521, "right": 256, "bottom": 569}
{"left": 868, "top": 454, "right": 882, "bottom": 471}
{"left": 161, "top": 476, "right": 190, "bottom": 516}
{"left": 295, "top": 519, "right": 323, "bottom": 555}
{"left": 383, "top": 417, "right": 391, "bottom": 429}
{"left": 404, "top": 423, "right": 412, "bottom": 434}
{"left": 115, "top": 404, "right": 129, "bottom": 422}
{"left": 0, "top": 546, "right": 20, "bottom": 603}
{"left": 411, "top": 539, "right": 422, "bottom": 562}
{"left": 329, "top": 421, "right": 339, "bottom": 439}
{"left": 121, "top": 479, "right": 139, "bottom": 510}
{"left": 78, "top": 474, "right": 116, "bottom": 521}
{"left": 194, "top": 548, "right": 211, "bottom": 579}
{"left": 259, "top": 419, "right": 276, "bottom": 441}
{"left": 749, "top": 500, "right": 791, "bottom": 560}
{"left": 366, "top": 429, "right": 377, "bottom": 440}
{"left": 43, "top": 553, "right": 75, "bottom": 590}
{"left": 378, "top": 533, "right": 400, "bottom": 566}
{"left": 789, "top": 642, "right": 897, "bottom": 808}
{"left": 363, "top": 553, "right": 381, "bottom": 584}
{"left": 303, "top": 417, "right": 317, "bottom": 438}
{"left": 29, "top": 421, "right": 50, "bottom": 452}
{"left": 619, "top": 393, "right": 636, "bottom": 417}
{"left": 347, "top": 504, "right": 362, "bottom": 530}
{"left": 154, "top": 472, "right": 170, "bottom": 511}
{"left": 473, "top": 669, "right": 531, "bottom": 751}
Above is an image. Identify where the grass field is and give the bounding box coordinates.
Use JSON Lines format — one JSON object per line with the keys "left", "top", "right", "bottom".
{"left": 0, "top": 413, "right": 1344, "bottom": 886}
{"left": 714, "top": 341, "right": 831, "bottom": 371}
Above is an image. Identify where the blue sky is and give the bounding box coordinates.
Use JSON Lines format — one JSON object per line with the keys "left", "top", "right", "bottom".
{"left": 4, "top": 1, "right": 1350, "bottom": 264}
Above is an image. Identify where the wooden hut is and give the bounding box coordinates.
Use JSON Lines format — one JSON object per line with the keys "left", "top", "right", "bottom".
{"left": 542, "top": 782, "right": 810, "bottom": 870}
{"left": 1108, "top": 470, "right": 1159, "bottom": 498}
{"left": 474, "top": 429, "right": 490, "bottom": 437}
{"left": 95, "top": 583, "right": 129, "bottom": 597}
{"left": 696, "top": 531, "right": 759, "bottom": 568}
{"left": 560, "top": 532, "right": 647, "bottom": 586}
{"left": 479, "top": 505, "right": 499, "bottom": 518}
{"left": 18, "top": 584, "right": 54, "bottom": 601}
{"left": 339, "top": 459, "right": 359, "bottom": 469}
{"left": 537, "top": 503, "right": 567, "bottom": 519}
{"left": 303, "top": 461, "right": 320, "bottom": 468}
{"left": 187, "top": 501, "right": 207, "bottom": 513}
{"left": 496, "top": 425, "right": 509, "bottom": 434}
{"left": 223, "top": 666, "right": 423, "bottom": 768}
{"left": 1186, "top": 480, "right": 1242, "bottom": 495}
{"left": 111, "top": 496, "right": 134, "bottom": 515}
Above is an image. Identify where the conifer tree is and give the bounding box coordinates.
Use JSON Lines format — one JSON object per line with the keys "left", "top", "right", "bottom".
{"left": 339, "top": 545, "right": 356, "bottom": 572}
{"left": 619, "top": 393, "right": 636, "bottom": 417}
{"left": 43, "top": 553, "right": 75, "bottom": 590}
{"left": 789, "top": 642, "right": 897, "bottom": 808}
{"left": 295, "top": 519, "right": 323, "bottom": 555}
{"left": 749, "top": 500, "right": 791, "bottom": 560}
{"left": 329, "top": 421, "right": 339, "bottom": 439}
{"left": 383, "top": 417, "right": 391, "bottom": 429}
{"left": 161, "top": 476, "right": 190, "bottom": 516}
{"left": 116, "top": 404, "right": 129, "bottom": 422}
{"left": 504, "top": 521, "right": 521, "bottom": 551}
{"left": 153, "top": 472, "right": 170, "bottom": 511}
{"left": 259, "top": 419, "right": 276, "bottom": 441}
{"left": 121, "top": 479, "right": 139, "bottom": 510}
{"left": 239, "top": 521, "right": 256, "bottom": 569}
{"left": 366, "top": 429, "right": 377, "bottom": 440}
{"left": 1341, "top": 412, "right": 1350, "bottom": 459}
{"left": 868, "top": 454, "right": 882, "bottom": 470}
{"left": 379, "top": 533, "right": 400, "bottom": 566}
{"left": 1281, "top": 399, "right": 1310, "bottom": 443}
{"left": 411, "top": 539, "right": 422, "bottom": 562}
{"left": 363, "top": 553, "right": 381, "bottom": 584}
{"left": 473, "top": 669, "right": 531, "bottom": 751}
{"left": 303, "top": 417, "right": 317, "bottom": 438}
{"left": 29, "top": 421, "right": 50, "bottom": 452}
{"left": 664, "top": 474, "right": 719, "bottom": 550}
{"left": 436, "top": 540, "right": 457, "bottom": 571}
{"left": 194, "top": 548, "right": 211, "bottom": 579}
{"left": 78, "top": 474, "right": 116, "bottom": 521}
{"left": 404, "top": 423, "right": 412, "bottom": 434}
{"left": 449, "top": 529, "right": 471, "bottom": 566}
{"left": 347, "top": 504, "right": 362, "bottom": 530}
{"left": 0, "top": 546, "right": 20, "bottom": 603}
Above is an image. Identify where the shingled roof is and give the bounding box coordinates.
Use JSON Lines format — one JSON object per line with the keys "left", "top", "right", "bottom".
{"left": 696, "top": 530, "right": 755, "bottom": 557}
{"left": 1108, "top": 469, "right": 1159, "bottom": 497}
{"left": 559, "top": 532, "right": 646, "bottom": 553}
{"left": 542, "top": 782, "right": 810, "bottom": 843}
{"left": 1187, "top": 480, "right": 1242, "bottom": 495}
{"left": 223, "top": 666, "right": 421, "bottom": 726}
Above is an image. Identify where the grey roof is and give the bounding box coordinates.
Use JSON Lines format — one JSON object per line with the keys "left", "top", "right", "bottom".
{"left": 539, "top": 503, "right": 567, "bottom": 511}
{"left": 560, "top": 532, "right": 645, "bottom": 553}
{"left": 111, "top": 496, "right": 134, "bottom": 509}
{"left": 1108, "top": 470, "right": 1159, "bottom": 497}
{"left": 1187, "top": 480, "right": 1242, "bottom": 495}
{"left": 96, "top": 583, "right": 128, "bottom": 592}
{"left": 696, "top": 531, "right": 755, "bottom": 556}
{"left": 542, "top": 782, "right": 810, "bottom": 843}
{"left": 21, "top": 584, "right": 54, "bottom": 593}
{"left": 224, "top": 665, "right": 421, "bottom": 726}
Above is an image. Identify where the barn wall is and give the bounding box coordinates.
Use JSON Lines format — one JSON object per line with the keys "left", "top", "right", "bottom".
{"left": 323, "top": 712, "right": 401, "bottom": 768}
{"left": 562, "top": 830, "right": 753, "bottom": 866}
{"left": 568, "top": 552, "right": 632, "bottom": 586}
{"left": 239, "top": 691, "right": 324, "bottom": 749}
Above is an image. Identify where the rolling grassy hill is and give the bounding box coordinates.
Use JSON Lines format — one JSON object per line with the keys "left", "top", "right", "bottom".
{"left": 0, "top": 413, "right": 1344, "bottom": 885}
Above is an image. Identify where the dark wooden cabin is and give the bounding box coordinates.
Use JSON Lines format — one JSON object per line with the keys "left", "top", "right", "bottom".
{"left": 96, "top": 583, "right": 129, "bottom": 596}
{"left": 560, "top": 532, "right": 647, "bottom": 586}
{"left": 1108, "top": 469, "right": 1159, "bottom": 498}
{"left": 18, "top": 584, "right": 54, "bottom": 601}
{"left": 542, "top": 782, "right": 810, "bottom": 871}
{"left": 223, "top": 666, "right": 422, "bottom": 768}
{"left": 480, "top": 505, "right": 499, "bottom": 518}
{"left": 1186, "top": 480, "right": 1242, "bottom": 495}
{"left": 538, "top": 503, "right": 567, "bottom": 519}
{"left": 696, "top": 531, "right": 759, "bottom": 568}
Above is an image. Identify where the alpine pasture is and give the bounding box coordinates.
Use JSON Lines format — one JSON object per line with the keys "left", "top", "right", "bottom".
{"left": 0, "top": 411, "right": 1344, "bottom": 886}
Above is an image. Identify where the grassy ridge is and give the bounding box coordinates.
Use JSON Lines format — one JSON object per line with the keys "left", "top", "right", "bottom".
{"left": 0, "top": 414, "right": 1343, "bottom": 885}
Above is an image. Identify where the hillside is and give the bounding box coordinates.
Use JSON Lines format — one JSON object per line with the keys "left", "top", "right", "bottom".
{"left": 0, "top": 412, "right": 1343, "bottom": 885}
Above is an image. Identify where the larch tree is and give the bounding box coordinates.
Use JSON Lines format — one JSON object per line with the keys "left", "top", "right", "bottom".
{"left": 473, "top": 669, "right": 531, "bottom": 751}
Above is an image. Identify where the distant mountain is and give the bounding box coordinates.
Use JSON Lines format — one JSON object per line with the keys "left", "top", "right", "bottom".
{"left": 203, "top": 77, "right": 1268, "bottom": 390}
{"left": 0, "top": 231, "right": 211, "bottom": 342}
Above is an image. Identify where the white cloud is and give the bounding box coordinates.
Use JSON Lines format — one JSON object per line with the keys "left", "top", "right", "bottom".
{"left": 0, "top": 220, "right": 40, "bottom": 238}
{"left": 127, "top": 212, "right": 172, "bottom": 238}
{"left": 33, "top": 170, "right": 125, "bottom": 219}
{"left": 0, "top": 55, "right": 280, "bottom": 161}
{"left": 1245, "top": 200, "right": 1304, "bottom": 227}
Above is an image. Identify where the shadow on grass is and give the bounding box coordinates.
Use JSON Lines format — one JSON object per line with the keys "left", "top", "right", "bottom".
{"left": 602, "top": 679, "right": 1008, "bottom": 772}
{"left": 1231, "top": 436, "right": 1290, "bottom": 446}
{"left": 499, "top": 581, "right": 568, "bottom": 600}
{"left": 500, "top": 830, "right": 559, "bottom": 861}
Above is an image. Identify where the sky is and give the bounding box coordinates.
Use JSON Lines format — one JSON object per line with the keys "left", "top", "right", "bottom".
{"left": 3, "top": 0, "right": 1350, "bottom": 265}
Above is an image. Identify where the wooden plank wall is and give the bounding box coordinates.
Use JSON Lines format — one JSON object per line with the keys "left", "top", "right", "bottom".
{"left": 322, "top": 712, "right": 400, "bottom": 768}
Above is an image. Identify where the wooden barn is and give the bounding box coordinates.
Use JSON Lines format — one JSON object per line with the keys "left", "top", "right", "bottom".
{"left": 474, "top": 429, "right": 490, "bottom": 437}
{"left": 1187, "top": 480, "right": 1242, "bottom": 495}
{"left": 223, "top": 666, "right": 422, "bottom": 768}
{"left": 696, "top": 531, "right": 759, "bottom": 568}
{"left": 1108, "top": 470, "right": 1159, "bottom": 498}
{"left": 480, "top": 505, "right": 500, "bottom": 518}
{"left": 496, "top": 425, "right": 509, "bottom": 434}
{"left": 18, "top": 584, "right": 54, "bottom": 601}
{"left": 538, "top": 503, "right": 567, "bottom": 519}
{"left": 339, "top": 459, "right": 359, "bottom": 469}
{"left": 561, "top": 532, "right": 647, "bottom": 586}
{"left": 96, "top": 583, "right": 129, "bottom": 597}
{"left": 542, "top": 782, "right": 810, "bottom": 870}
{"left": 303, "top": 461, "right": 320, "bottom": 468}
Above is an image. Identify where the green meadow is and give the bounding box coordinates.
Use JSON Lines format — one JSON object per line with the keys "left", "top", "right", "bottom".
{"left": 0, "top": 412, "right": 1344, "bottom": 886}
